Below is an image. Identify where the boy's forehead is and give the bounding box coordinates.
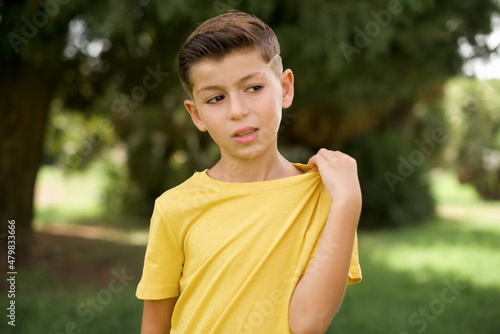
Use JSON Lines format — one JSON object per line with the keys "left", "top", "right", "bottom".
{"left": 190, "top": 48, "right": 272, "bottom": 91}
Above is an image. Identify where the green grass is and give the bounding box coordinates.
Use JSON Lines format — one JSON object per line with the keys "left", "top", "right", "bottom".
{"left": 1, "top": 231, "right": 146, "bottom": 334}
{"left": 430, "top": 169, "right": 482, "bottom": 205}
{"left": 10, "top": 269, "right": 142, "bottom": 333}
{"left": 2, "top": 166, "right": 498, "bottom": 333}
{"left": 329, "top": 218, "right": 500, "bottom": 334}
{"left": 34, "top": 163, "right": 108, "bottom": 227}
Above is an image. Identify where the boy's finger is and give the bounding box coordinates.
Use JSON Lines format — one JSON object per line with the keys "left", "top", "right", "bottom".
{"left": 307, "top": 155, "right": 318, "bottom": 171}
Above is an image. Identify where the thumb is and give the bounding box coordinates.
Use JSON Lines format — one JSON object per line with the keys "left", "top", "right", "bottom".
{"left": 307, "top": 155, "right": 319, "bottom": 172}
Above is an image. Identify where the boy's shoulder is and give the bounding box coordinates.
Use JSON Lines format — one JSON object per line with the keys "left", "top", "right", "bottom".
{"left": 154, "top": 170, "right": 214, "bottom": 214}
{"left": 153, "top": 169, "right": 239, "bottom": 223}
{"left": 157, "top": 170, "right": 205, "bottom": 201}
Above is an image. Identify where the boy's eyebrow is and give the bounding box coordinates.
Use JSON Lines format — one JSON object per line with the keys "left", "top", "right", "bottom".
{"left": 196, "top": 71, "right": 265, "bottom": 95}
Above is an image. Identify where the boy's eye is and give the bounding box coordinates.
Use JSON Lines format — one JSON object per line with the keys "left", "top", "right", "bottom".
{"left": 207, "top": 95, "right": 225, "bottom": 104}
{"left": 247, "top": 85, "right": 263, "bottom": 92}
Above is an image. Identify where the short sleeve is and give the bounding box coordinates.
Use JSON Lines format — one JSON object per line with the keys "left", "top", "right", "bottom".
{"left": 136, "top": 200, "right": 184, "bottom": 300}
{"left": 347, "top": 232, "right": 362, "bottom": 285}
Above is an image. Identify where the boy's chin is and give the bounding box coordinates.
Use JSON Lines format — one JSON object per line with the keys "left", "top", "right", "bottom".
{"left": 222, "top": 146, "right": 269, "bottom": 161}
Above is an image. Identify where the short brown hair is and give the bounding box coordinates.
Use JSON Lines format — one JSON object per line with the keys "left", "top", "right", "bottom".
{"left": 178, "top": 10, "right": 282, "bottom": 97}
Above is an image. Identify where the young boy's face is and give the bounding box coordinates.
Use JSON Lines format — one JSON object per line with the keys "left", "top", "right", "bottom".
{"left": 184, "top": 48, "right": 294, "bottom": 161}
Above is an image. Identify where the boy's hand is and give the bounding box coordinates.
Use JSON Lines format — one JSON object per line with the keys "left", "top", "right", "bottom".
{"left": 307, "top": 148, "right": 361, "bottom": 203}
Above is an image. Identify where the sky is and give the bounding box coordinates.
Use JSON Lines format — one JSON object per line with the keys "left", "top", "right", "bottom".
{"left": 461, "top": 14, "right": 500, "bottom": 79}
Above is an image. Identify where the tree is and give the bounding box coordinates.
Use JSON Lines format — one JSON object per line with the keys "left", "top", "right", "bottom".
{"left": 1, "top": 0, "right": 498, "bottom": 268}
{"left": 440, "top": 77, "right": 500, "bottom": 199}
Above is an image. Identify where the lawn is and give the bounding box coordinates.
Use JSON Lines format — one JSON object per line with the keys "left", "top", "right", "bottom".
{"left": 1, "top": 166, "right": 499, "bottom": 333}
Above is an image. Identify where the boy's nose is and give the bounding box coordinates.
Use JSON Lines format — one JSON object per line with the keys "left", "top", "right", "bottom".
{"left": 228, "top": 94, "right": 249, "bottom": 120}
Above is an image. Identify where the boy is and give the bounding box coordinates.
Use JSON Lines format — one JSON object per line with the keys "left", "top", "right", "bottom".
{"left": 137, "top": 10, "right": 362, "bottom": 334}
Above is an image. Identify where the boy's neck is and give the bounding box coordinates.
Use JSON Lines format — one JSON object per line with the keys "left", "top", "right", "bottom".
{"left": 207, "top": 150, "right": 303, "bottom": 183}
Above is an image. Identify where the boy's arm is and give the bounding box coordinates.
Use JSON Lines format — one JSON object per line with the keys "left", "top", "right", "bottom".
{"left": 289, "top": 149, "right": 361, "bottom": 334}
{"left": 141, "top": 298, "right": 177, "bottom": 334}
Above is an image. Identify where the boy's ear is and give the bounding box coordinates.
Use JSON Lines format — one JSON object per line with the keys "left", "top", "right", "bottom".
{"left": 184, "top": 100, "right": 207, "bottom": 132}
{"left": 281, "top": 69, "right": 294, "bottom": 109}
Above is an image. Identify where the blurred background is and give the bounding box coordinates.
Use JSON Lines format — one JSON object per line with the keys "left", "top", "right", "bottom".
{"left": 1, "top": 0, "right": 499, "bottom": 333}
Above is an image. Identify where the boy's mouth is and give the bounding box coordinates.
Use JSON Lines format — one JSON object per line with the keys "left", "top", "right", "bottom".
{"left": 232, "top": 127, "right": 258, "bottom": 137}
{"left": 232, "top": 127, "right": 259, "bottom": 144}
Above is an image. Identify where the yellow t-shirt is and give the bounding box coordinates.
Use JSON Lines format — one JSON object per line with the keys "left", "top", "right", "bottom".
{"left": 136, "top": 164, "right": 361, "bottom": 333}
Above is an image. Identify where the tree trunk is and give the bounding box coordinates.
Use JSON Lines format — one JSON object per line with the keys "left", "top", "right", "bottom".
{"left": 0, "top": 62, "right": 58, "bottom": 271}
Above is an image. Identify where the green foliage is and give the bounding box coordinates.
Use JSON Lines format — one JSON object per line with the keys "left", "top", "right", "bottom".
{"left": 441, "top": 77, "right": 500, "bottom": 199}
{"left": 412, "top": 97, "right": 450, "bottom": 168}
{"left": 3, "top": 0, "right": 499, "bottom": 227}
{"left": 345, "top": 129, "right": 435, "bottom": 228}
{"left": 44, "top": 105, "right": 118, "bottom": 171}
{"left": 271, "top": 0, "right": 497, "bottom": 116}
